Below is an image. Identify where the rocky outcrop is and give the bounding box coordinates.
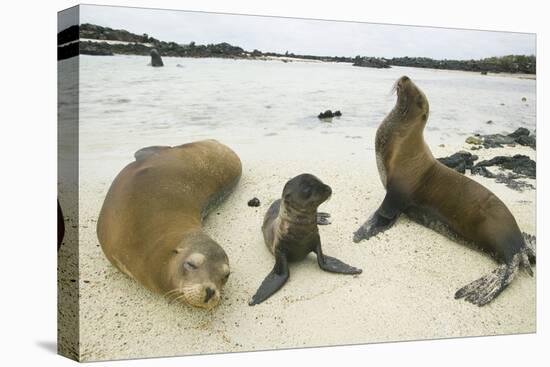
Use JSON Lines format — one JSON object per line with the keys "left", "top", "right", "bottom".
{"left": 465, "top": 128, "right": 536, "bottom": 149}
{"left": 474, "top": 155, "right": 535, "bottom": 178}
{"left": 352, "top": 56, "right": 390, "bottom": 69}
{"left": 438, "top": 152, "right": 535, "bottom": 191}
{"left": 389, "top": 55, "right": 536, "bottom": 74}
{"left": 67, "top": 24, "right": 536, "bottom": 75}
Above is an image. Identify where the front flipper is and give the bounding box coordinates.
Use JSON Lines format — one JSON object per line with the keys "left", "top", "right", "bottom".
{"left": 353, "top": 189, "right": 404, "bottom": 243}
{"left": 454, "top": 254, "right": 522, "bottom": 306}
{"left": 317, "top": 212, "right": 331, "bottom": 225}
{"left": 353, "top": 211, "right": 399, "bottom": 243}
{"left": 315, "top": 243, "right": 362, "bottom": 274}
{"left": 249, "top": 251, "right": 289, "bottom": 306}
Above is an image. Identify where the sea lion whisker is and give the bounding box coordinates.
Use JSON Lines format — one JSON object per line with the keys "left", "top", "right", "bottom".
{"left": 169, "top": 294, "right": 186, "bottom": 305}
{"left": 163, "top": 288, "right": 179, "bottom": 297}
{"left": 164, "top": 289, "right": 183, "bottom": 302}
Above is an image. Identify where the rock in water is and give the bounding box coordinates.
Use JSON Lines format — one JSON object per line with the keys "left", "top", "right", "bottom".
{"left": 150, "top": 48, "right": 164, "bottom": 67}
{"left": 318, "top": 110, "right": 342, "bottom": 119}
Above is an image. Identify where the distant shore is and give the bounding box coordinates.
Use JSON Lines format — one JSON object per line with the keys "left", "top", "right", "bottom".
{"left": 57, "top": 23, "right": 536, "bottom": 75}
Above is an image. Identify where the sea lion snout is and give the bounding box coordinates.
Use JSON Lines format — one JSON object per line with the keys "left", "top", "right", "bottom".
{"left": 393, "top": 75, "right": 429, "bottom": 118}
{"left": 204, "top": 287, "right": 216, "bottom": 303}
{"left": 183, "top": 283, "right": 221, "bottom": 309}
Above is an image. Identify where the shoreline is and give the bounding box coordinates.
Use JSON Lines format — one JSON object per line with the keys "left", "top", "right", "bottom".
{"left": 75, "top": 52, "right": 537, "bottom": 80}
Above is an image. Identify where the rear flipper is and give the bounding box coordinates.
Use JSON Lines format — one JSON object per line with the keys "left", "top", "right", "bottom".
{"left": 455, "top": 251, "right": 532, "bottom": 306}
{"left": 249, "top": 251, "right": 289, "bottom": 306}
{"left": 522, "top": 232, "right": 536, "bottom": 264}
{"left": 317, "top": 212, "right": 331, "bottom": 225}
{"left": 315, "top": 243, "right": 362, "bottom": 274}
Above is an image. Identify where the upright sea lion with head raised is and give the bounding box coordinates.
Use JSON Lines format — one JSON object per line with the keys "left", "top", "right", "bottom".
{"left": 353, "top": 76, "right": 535, "bottom": 306}
{"left": 97, "top": 140, "right": 241, "bottom": 309}
{"left": 249, "top": 174, "right": 362, "bottom": 305}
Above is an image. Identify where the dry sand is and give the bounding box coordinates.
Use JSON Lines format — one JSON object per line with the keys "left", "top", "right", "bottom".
{"left": 62, "top": 129, "right": 536, "bottom": 361}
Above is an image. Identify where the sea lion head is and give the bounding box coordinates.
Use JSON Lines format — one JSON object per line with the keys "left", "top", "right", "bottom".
{"left": 393, "top": 75, "right": 430, "bottom": 122}
{"left": 167, "top": 234, "right": 230, "bottom": 310}
{"left": 282, "top": 173, "right": 332, "bottom": 212}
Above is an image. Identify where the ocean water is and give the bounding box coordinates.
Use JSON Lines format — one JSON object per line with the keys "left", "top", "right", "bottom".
{"left": 74, "top": 55, "right": 536, "bottom": 165}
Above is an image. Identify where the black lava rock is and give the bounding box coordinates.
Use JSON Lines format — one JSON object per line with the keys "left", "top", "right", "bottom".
{"left": 482, "top": 134, "right": 516, "bottom": 148}
{"left": 318, "top": 110, "right": 342, "bottom": 119}
{"left": 437, "top": 151, "right": 478, "bottom": 174}
{"left": 474, "top": 154, "right": 535, "bottom": 178}
{"left": 508, "top": 127, "right": 530, "bottom": 139}
{"left": 247, "top": 197, "right": 261, "bottom": 207}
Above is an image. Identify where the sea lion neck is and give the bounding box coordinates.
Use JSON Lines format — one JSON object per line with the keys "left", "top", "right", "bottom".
{"left": 279, "top": 200, "right": 317, "bottom": 227}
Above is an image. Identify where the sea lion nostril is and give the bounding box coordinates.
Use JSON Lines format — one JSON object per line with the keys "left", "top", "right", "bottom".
{"left": 401, "top": 75, "right": 410, "bottom": 82}
{"left": 204, "top": 287, "right": 215, "bottom": 303}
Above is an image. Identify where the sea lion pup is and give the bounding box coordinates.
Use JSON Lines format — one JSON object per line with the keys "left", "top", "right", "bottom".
{"left": 353, "top": 76, "right": 535, "bottom": 306}
{"left": 97, "top": 140, "right": 241, "bottom": 309}
{"left": 249, "top": 174, "right": 362, "bottom": 306}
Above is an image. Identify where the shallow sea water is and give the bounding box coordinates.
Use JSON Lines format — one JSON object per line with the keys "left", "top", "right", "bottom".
{"left": 77, "top": 55, "right": 536, "bottom": 166}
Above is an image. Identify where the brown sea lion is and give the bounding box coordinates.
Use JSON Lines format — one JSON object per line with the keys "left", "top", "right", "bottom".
{"left": 97, "top": 140, "right": 241, "bottom": 309}
{"left": 353, "top": 76, "right": 535, "bottom": 306}
{"left": 250, "top": 174, "right": 361, "bottom": 305}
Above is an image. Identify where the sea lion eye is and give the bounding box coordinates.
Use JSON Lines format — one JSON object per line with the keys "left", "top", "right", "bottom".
{"left": 184, "top": 261, "right": 197, "bottom": 270}
{"left": 223, "top": 272, "right": 230, "bottom": 282}
{"left": 302, "top": 186, "right": 312, "bottom": 197}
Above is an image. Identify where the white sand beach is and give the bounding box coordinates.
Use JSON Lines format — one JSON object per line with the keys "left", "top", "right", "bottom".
{"left": 58, "top": 56, "right": 536, "bottom": 361}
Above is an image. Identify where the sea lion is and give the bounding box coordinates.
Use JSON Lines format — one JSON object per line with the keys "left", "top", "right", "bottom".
{"left": 150, "top": 48, "right": 164, "bottom": 67}
{"left": 97, "top": 140, "right": 241, "bottom": 309}
{"left": 353, "top": 75, "right": 535, "bottom": 306}
{"left": 249, "top": 174, "right": 361, "bottom": 305}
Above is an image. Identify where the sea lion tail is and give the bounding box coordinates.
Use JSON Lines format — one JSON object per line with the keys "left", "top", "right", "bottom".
{"left": 454, "top": 253, "right": 524, "bottom": 306}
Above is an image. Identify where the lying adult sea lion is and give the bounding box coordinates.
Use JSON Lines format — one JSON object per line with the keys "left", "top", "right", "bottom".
{"left": 353, "top": 76, "right": 535, "bottom": 306}
{"left": 97, "top": 140, "right": 241, "bottom": 309}
{"left": 250, "top": 174, "right": 361, "bottom": 305}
